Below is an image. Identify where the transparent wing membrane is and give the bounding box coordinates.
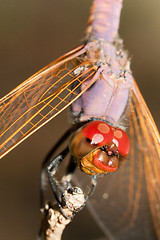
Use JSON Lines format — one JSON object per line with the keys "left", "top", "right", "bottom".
{"left": 131, "top": 80, "right": 160, "bottom": 239}
{"left": 0, "top": 46, "right": 97, "bottom": 159}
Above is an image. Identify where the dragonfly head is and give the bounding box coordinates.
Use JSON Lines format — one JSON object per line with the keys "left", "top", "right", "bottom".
{"left": 70, "top": 120, "right": 130, "bottom": 175}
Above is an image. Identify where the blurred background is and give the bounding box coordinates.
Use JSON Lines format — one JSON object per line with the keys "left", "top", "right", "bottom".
{"left": 0, "top": 0, "right": 159, "bottom": 239}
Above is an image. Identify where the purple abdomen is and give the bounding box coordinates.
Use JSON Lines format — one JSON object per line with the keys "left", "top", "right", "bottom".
{"left": 86, "top": 0, "right": 123, "bottom": 42}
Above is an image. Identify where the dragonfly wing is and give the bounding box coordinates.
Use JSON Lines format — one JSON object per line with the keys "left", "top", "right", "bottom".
{"left": 85, "top": 81, "right": 160, "bottom": 239}
{"left": 0, "top": 45, "right": 98, "bottom": 159}
{"left": 131, "top": 80, "right": 160, "bottom": 239}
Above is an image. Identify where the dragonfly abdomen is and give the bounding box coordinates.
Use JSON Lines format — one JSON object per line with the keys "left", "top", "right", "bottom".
{"left": 86, "top": 0, "right": 123, "bottom": 42}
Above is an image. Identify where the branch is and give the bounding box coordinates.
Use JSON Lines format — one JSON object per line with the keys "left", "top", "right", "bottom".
{"left": 40, "top": 187, "right": 85, "bottom": 240}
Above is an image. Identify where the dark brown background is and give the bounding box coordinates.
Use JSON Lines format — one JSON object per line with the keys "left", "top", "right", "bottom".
{"left": 0, "top": 0, "right": 159, "bottom": 239}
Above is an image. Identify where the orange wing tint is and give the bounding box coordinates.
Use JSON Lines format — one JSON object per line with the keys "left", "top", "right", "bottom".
{"left": 0, "top": 45, "right": 98, "bottom": 159}
{"left": 131, "top": 80, "right": 160, "bottom": 239}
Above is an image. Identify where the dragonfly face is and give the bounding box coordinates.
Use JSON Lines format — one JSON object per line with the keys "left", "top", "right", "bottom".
{"left": 70, "top": 120, "right": 130, "bottom": 175}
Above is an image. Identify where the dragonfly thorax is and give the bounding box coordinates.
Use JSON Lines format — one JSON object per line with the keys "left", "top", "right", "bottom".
{"left": 72, "top": 40, "right": 133, "bottom": 124}
{"left": 85, "top": 40, "right": 125, "bottom": 66}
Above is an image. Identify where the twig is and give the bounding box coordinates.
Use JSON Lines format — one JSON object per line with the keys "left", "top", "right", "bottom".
{"left": 40, "top": 187, "right": 85, "bottom": 240}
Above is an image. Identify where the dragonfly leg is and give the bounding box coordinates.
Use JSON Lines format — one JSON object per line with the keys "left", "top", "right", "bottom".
{"left": 40, "top": 145, "right": 97, "bottom": 220}
{"left": 66, "top": 175, "right": 97, "bottom": 215}
{"left": 80, "top": 175, "right": 97, "bottom": 207}
{"left": 87, "top": 175, "right": 97, "bottom": 199}
{"left": 46, "top": 153, "right": 97, "bottom": 208}
{"left": 44, "top": 147, "right": 74, "bottom": 217}
{"left": 41, "top": 147, "right": 84, "bottom": 219}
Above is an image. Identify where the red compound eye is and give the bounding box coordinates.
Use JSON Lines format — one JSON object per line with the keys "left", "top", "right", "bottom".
{"left": 113, "top": 129, "right": 130, "bottom": 157}
{"left": 82, "top": 121, "right": 114, "bottom": 146}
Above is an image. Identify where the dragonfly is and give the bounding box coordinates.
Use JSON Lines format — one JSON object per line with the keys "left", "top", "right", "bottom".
{"left": 0, "top": 0, "right": 160, "bottom": 239}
